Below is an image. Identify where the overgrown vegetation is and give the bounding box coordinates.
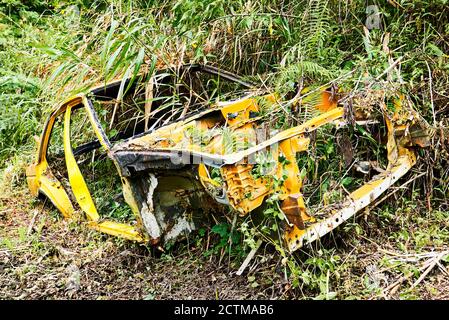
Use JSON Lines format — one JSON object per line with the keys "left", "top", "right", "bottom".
{"left": 1, "top": 0, "right": 448, "bottom": 300}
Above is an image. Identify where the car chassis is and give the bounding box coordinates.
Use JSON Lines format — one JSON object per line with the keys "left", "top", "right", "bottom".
{"left": 26, "top": 64, "right": 429, "bottom": 252}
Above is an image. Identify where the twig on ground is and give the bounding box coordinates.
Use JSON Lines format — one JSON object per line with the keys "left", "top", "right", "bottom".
{"left": 411, "top": 251, "right": 448, "bottom": 289}
{"left": 383, "top": 249, "right": 449, "bottom": 296}
{"left": 425, "top": 61, "right": 436, "bottom": 127}
{"left": 236, "top": 239, "right": 262, "bottom": 276}
{"left": 27, "top": 209, "right": 39, "bottom": 236}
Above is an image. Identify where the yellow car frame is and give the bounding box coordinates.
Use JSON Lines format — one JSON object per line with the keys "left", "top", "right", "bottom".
{"left": 26, "top": 64, "right": 429, "bottom": 251}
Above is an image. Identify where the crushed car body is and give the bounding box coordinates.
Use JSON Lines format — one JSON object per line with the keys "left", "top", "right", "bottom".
{"left": 26, "top": 64, "right": 430, "bottom": 252}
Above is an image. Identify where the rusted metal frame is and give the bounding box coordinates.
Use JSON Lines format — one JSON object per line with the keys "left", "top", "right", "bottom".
{"left": 278, "top": 136, "right": 313, "bottom": 230}
{"left": 286, "top": 154, "right": 415, "bottom": 251}
{"left": 285, "top": 107, "right": 418, "bottom": 251}
{"left": 28, "top": 95, "right": 85, "bottom": 219}
{"left": 31, "top": 92, "right": 147, "bottom": 242}
{"left": 80, "top": 96, "right": 154, "bottom": 241}
{"left": 112, "top": 107, "right": 345, "bottom": 169}
{"left": 82, "top": 89, "right": 174, "bottom": 242}
{"left": 84, "top": 84, "right": 200, "bottom": 244}
{"left": 192, "top": 64, "right": 256, "bottom": 88}
{"left": 63, "top": 102, "right": 101, "bottom": 222}
{"left": 83, "top": 77, "right": 222, "bottom": 244}
{"left": 35, "top": 63, "right": 256, "bottom": 175}
{"left": 37, "top": 95, "right": 84, "bottom": 163}
{"left": 38, "top": 63, "right": 247, "bottom": 155}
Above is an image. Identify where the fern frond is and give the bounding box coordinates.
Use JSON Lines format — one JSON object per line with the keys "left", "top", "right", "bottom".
{"left": 276, "top": 60, "right": 331, "bottom": 93}
{"left": 302, "top": 0, "right": 331, "bottom": 57}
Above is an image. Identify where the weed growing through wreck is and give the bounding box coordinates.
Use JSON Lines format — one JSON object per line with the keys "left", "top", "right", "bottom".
{"left": 206, "top": 222, "right": 245, "bottom": 258}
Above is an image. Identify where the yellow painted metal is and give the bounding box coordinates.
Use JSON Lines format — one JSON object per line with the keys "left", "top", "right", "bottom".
{"left": 221, "top": 164, "right": 271, "bottom": 215}
{"left": 285, "top": 154, "right": 415, "bottom": 251}
{"left": 159, "top": 95, "right": 344, "bottom": 220}
{"left": 63, "top": 104, "right": 100, "bottom": 222}
{"left": 36, "top": 94, "right": 82, "bottom": 163}
{"left": 25, "top": 99, "right": 76, "bottom": 219}
{"left": 283, "top": 94, "right": 422, "bottom": 251}
{"left": 278, "top": 137, "right": 308, "bottom": 194}
{"left": 36, "top": 173, "right": 76, "bottom": 219}
{"left": 198, "top": 163, "right": 221, "bottom": 188}
{"left": 299, "top": 87, "right": 338, "bottom": 113}
{"left": 118, "top": 103, "right": 344, "bottom": 166}
{"left": 81, "top": 95, "right": 111, "bottom": 151}
{"left": 61, "top": 101, "right": 148, "bottom": 242}
{"left": 193, "top": 94, "right": 338, "bottom": 223}
{"left": 26, "top": 93, "right": 147, "bottom": 243}
{"left": 277, "top": 137, "right": 314, "bottom": 229}
{"left": 26, "top": 162, "right": 75, "bottom": 219}
{"left": 88, "top": 221, "right": 145, "bottom": 242}
{"left": 220, "top": 95, "right": 261, "bottom": 127}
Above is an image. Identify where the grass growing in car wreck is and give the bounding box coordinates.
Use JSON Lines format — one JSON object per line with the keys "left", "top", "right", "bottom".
{"left": 1, "top": 1, "right": 449, "bottom": 300}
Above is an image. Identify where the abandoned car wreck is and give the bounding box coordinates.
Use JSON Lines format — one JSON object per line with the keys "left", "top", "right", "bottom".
{"left": 26, "top": 64, "right": 430, "bottom": 252}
